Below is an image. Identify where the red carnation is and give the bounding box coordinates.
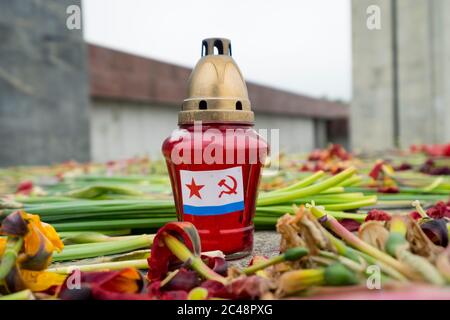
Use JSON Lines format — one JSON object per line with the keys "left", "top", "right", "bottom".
{"left": 15, "top": 180, "right": 33, "bottom": 195}
{"left": 365, "top": 209, "right": 392, "bottom": 222}
{"left": 426, "top": 201, "right": 450, "bottom": 219}
{"left": 409, "top": 211, "right": 422, "bottom": 220}
{"left": 369, "top": 161, "right": 384, "bottom": 180}
{"left": 377, "top": 186, "right": 399, "bottom": 194}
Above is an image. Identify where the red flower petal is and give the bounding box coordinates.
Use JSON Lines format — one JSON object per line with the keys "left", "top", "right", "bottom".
{"left": 59, "top": 268, "right": 145, "bottom": 300}
{"left": 161, "top": 268, "right": 200, "bottom": 292}
{"left": 369, "top": 161, "right": 384, "bottom": 180}
{"left": 148, "top": 280, "right": 189, "bottom": 300}
{"left": 201, "top": 255, "right": 228, "bottom": 276}
{"left": 200, "top": 280, "right": 228, "bottom": 298}
{"left": 377, "top": 186, "right": 399, "bottom": 194}
{"left": 426, "top": 201, "right": 450, "bottom": 219}
{"left": 0, "top": 210, "right": 28, "bottom": 236}
{"left": 365, "top": 209, "right": 392, "bottom": 222}
{"left": 421, "top": 219, "right": 449, "bottom": 247}
{"left": 147, "top": 222, "right": 201, "bottom": 281}
{"left": 409, "top": 211, "right": 422, "bottom": 220}
{"left": 226, "top": 276, "right": 271, "bottom": 300}
{"left": 393, "top": 163, "right": 412, "bottom": 171}
{"left": 201, "top": 276, "right": 271, "bottom": 300}
{"left": 16, "top": 180, "right": 33, "bottom": 195}
{"left": 340, "top": 219, "right": 361, "bottom": 232}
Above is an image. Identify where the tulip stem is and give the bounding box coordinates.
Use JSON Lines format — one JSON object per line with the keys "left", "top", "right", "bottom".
{"left": 386, "top": 216, "right": 446, "bottom": 285}
{"left": 0, "top": 236, "right": 23, "bottom": 281}
{"left": 269, "top": 171, "right": 325, "bottom": 194}
{"left": 243, "top": 247, "right": 309, "bottom": 275}
{"left": 308, "top": 205, "right": 420, "bottom": 280}
{"left": 257, "top": 167, "right": 357, "bottom": 206}
{"left": 52, "top": 234, "right": 154, "bottom": 262}
{"left": 163, "top": 234, "right": 227, "bottom": 284}
{"left": 47, "top": 258, "right": 149, "bottom": 274}
{"left": 0, "top": 289, "right": 34, "bottom": 300}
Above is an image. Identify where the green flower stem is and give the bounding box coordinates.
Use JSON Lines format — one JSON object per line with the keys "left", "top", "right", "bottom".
{"left": 304, "top": 192, "right": 366, "bottom": 200}
{"left": 243, "top": 247, "right": 309, "bottom": 275}
{"left": 309, "top": 205, "right": 419, "bottom": 280}
{"left": 269, "top": 171, "right": 325, "bottom": 194}
{"left": 47, "top": 258, "right": 149, "bottom": 274}
{"left": 50, "top": 250, "right": 150, "bottom": 268}
{"left": 312, "top": 222, "right": 407, "bottom": 283}
{"left": 0, "top": 289, "right": 34, "bottom": 300}
{"left": 61, "top": 232, "right": 140, "bottom": 244}
{"left": 163, "top": 234, "right": 227, "bottom": 284}
{"left": 337, "top": 175, "right": 362, "bottom": 187}
{"left": 436, "top": 247, "right": 450, "bottom": 283}
{"left": 346, "top": 187, "right": 450, "bottom": 197}
{"left": 58, "top": 229, "right": 132, "bottom": 239}
{"left": 65, "top": 185, "right": 144, "bottom": 199}
{"left": 41, "top": 210, "right": 176, "bottom": 222}
{"left": 323, "top": 263, "right": 359, "bottom": 286}
{"left": 278, "top": 263, "right": 358, "bottom": 296}
{"left": 0, "top": 236, "right": 23, "bottom": 281}
{"left": 354, "top": 250, "right": 408, "bottom": 282}
{"left": 422, "top": 177, "right": 444, "bottom": 192}
{"left": 318, "top": 251, "right": 365, "bottom": 273}
{"left": 411, "top": 200, "right": 427, "bottom": 218}
{"left": 319, "top": 187, "right": 345, "bottom": 194}
{"left": 15, "top": 196, "right": 74, "bottom": 204}
{"left": 256, "top": 207, "right": 367, "bottom": 222}
{"left": 257, "top": 167, "right": 357, "bottom": 206}
{"left": 51, "top": 218, "right": 174, "bottom": 231}
{"left": 52, "top": 234, "right": 154, "bottom": 261}
{"left": 386, "top": 216, "right": 446, "bottom": 285}
{"left": 261, "top": 194, "right": 371, "bottom": 206}
{"left": 24, "top": 199, "right": 175, "bottom": 216}
{"left": 322, "top": 196, "right": 377, "bottom": 211}
{"left": 278, "top": 269, "right": 325, "bottom": 295}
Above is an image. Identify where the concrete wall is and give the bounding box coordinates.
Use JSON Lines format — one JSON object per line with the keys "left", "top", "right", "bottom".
{"left": 90, "top": 100, "right": 177, "bottom": 162}
{"left": 0, "top": 0, "right": 90, "bottom": 166}
{"left": 351, "top": 0, "right": 450, "bottom": 151}
{"left": 428, "top": 0, "right": 450, "bottom": 143}
{"left": 396, "top": 0, "right": 448, "bottom": 146}
{"left": 90, "top": 99, "right": 319, "bottom": 162}
{"left": 351, "top": 0, "right": 395, "bottom": 151}
{"left": 255, "top": 113, "right": 316, "bottom": 154}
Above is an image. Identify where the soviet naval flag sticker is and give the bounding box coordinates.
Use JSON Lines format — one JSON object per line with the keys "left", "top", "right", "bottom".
{"left": 180, "top": 167, "right": 244, "bottom": 216}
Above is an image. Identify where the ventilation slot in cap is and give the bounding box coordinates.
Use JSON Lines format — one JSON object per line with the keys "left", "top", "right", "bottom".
{"left": 202, "top": 38, "right": 232, "bottom": 56}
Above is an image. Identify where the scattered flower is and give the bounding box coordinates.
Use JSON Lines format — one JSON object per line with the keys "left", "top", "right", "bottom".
{"left": 59, "top": 268, "right": 145, "bottom": 300}
{"left": 365, "top": 209, "right": 392, "bottom": 222}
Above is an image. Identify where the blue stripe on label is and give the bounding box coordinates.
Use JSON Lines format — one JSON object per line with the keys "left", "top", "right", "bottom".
{"left": 183, "top": 201, "right": 245, "bottom": 216}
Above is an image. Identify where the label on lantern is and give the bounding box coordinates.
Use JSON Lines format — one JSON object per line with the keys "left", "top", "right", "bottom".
{"left": 180, "top": 166, "right": 244, "bottom": 216}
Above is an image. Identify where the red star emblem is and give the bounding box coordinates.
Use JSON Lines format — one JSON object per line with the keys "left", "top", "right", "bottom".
{"left": 185, "top": 178, "right": 204, "bottom": 199}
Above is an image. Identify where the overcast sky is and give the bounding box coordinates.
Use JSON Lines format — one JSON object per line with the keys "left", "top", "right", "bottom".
{"left": 82, "top": 0, "right": 351, "bottom": 101}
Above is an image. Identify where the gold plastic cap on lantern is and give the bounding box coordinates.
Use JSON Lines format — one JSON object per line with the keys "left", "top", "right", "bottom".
{"left": 178, "top": 38, "right": 254, "bottom": 125}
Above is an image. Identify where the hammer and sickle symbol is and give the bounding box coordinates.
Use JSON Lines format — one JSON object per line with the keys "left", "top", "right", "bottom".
{"left": 218, "top": 175, "right": 238, "bottom": 198}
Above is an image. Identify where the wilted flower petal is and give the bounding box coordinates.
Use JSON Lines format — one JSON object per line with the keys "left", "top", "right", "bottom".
{"left": 15, "top": 181, "right": 34, "bottom": 195}
{"left": 19, "top": 270, "right": 66, "bottom": 292}
{"left": 369, "top": 161, "right": 384, "bottom": 180}
{"left": 421, "top": 219, "right": 449, "bottom": 247}
{"left": 426, "top": 201, "right": 450, "bottom": 219}
{"left": 201, "top": 255, "right": 228, "bottom": 276}
{"left": 340, "top": 219, "right": 361, "bottom": 232}
{"left": 147, "top": 222, "right": 201, "bottom": 281}
{"left": 0, "top": 211, "right": 28, "bottom": 236}
{"left": 59, "top": 268, "right": 145, "bottom": 300}
{"left": 365, "top": 209, "right": 392, "bottom": 222}
{"left": 160, "top": 268, "right": 200, "bottom": 292}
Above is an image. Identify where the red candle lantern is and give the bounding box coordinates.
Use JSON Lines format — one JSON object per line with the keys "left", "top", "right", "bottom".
{"left": 162, "top": 38, "right": 268, "bottom": 258}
